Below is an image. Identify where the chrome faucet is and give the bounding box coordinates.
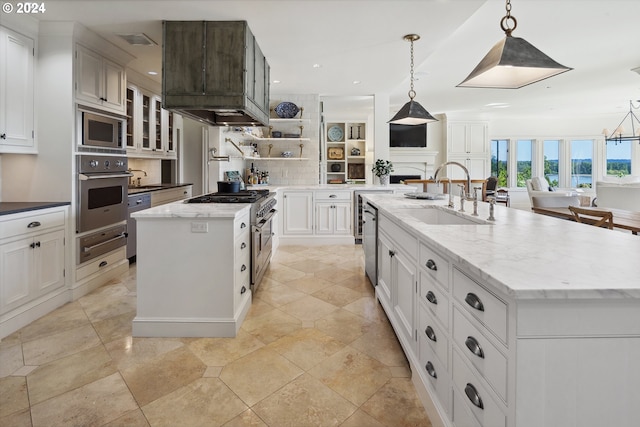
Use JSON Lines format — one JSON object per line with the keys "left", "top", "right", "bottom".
{"left": 458, "top": 184, "right": 466, "bottom": 212}
{"left": 433, "top": 161, "right": 472, "bottom": 199}
{"left": 437, "top": 177, "right": 454, "bottom": 208}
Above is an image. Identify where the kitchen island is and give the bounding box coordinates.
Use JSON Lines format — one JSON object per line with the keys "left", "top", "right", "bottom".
{"left": 131, "top": 202, "right": 252, "bottom": 337}
{"left": 362, "top": 193, "right": 640, "bottom": 427}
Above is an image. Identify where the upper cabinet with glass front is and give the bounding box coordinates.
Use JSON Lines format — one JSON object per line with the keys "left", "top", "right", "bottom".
{"left": 0, "top": 25, "right": 36, "bottom": 154}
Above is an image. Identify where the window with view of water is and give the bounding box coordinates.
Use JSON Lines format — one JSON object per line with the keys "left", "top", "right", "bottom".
{"left": 516, "top": 139, "right": 533, "bottom": 187}
{"left": 491, "top": 139, "right": 508, "bottom": 187}
{"left": 606, "top": 140, "right": 632, "bottom": 176}
{"left": 543, "top": 140, "right": 560, "bottom": 187}
{"left": 570, "top": 140, "right": 593, "bottom": 188}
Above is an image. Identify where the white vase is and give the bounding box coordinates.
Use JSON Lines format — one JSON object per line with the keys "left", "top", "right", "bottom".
{"left": 379, "top": 174, "right": 390, "bottom": 186}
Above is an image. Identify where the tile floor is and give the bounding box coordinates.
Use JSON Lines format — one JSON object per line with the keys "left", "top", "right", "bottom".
{"left": 0, "top": 245, "right": 432, "bottom": 427}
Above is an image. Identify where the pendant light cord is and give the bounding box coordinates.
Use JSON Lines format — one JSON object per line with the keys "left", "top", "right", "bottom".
{"left": 409, "top": 37, "right": 416, "bottom": 100}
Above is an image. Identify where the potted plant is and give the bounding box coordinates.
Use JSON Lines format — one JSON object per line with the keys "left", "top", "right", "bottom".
{"left": 372, "top": 159, "right": 393, "bottom": 186}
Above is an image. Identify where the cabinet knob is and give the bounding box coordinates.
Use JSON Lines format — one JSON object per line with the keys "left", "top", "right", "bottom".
{"left": 240, "top": 242, "right": 246, "bottom": 249}
{"left": 426, "top": 291, "right": 437, "bottom": 305}
{"left": 425, "top": 325, "right": 437, "bottom": 342}
{"left": 465, "top": 336, "right": 485, "bottom": 359}
{"left": 464, "top": 383, "right": 484, "bottom": 410}
{"left": 464, "top": 292, "right": 485, "bottom": 312}
{"left": 388, "top": 250, "right": 395, "bottom": 257}
{"left": 0, "top": 133, "right": 6, "bottom": 139}
{"left": 425, "top": 361, "right": 437, "bottom": 379}
{"left": 425, "top": 259, "right": 437, "bottom": 271}
{"left": 240, "top": 264, "right": 247, "bottom": 272}
{"left": 240, "top": 286, "right": 247, "bottom": 294}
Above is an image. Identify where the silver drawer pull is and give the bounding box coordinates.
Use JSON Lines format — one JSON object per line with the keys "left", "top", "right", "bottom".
{"left": 465, "top": 336, "right": 485, "bottom": 359}
{"left": 426, "top": 291, "right": 437, "bottom": 305}
{"left": 240, "top": 286, "right": 247, "bottom": 294}
{"left": 240, "top": 222, "right": 246, "bottom": 228}
{"left": 465, "top": 292, "right": 485, "bottom": 312}
{"left": 241, "top": 264, "right": 247, "bottom": 272}
{"left": 465, "top": 383, "right": 484, "bottom": 409}
{"left": 425, "top": 361, "right": 437, "bottom": 379}
{"left": 425, "top": 326, "right": 437, "bottom": 342}
{"left": 425, "top": 259, "right": 437, "bottom": 271}
{"left": 329, "top": 194, "right": 337, "bottom": 198}
{"left": 240, "top": 242, "right": 247, "bottom": 249}
{"left": 27, "top": 221, "right": 42, "bottom": 228}
{"left": 99, "top": 261, "right": 108, "bottom": 268}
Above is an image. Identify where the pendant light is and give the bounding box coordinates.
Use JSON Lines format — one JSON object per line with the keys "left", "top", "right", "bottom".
{"left": 389, "top": 34, "right": 438, "bottom": 125}
{"left": 457, "top": 0, "right": 572, "bottom": 89}
{"left": 602, "top": 100, "right": 640, "bottom": 145}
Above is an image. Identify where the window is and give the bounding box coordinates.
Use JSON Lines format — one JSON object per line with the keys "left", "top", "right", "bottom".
{"left": 605, "top": 140, "right": 632, "bottom": 177}
{"left": 516, "top": 139, "right": 533, "bottom": 187}
{"left": 543, "top": 140, "right": 560, "bottom": 187}
{"left": 570, "top": 139, "right": 593, "bottom": 188}
{"left": 491, "top": 139, "right": 508, "bottom": 187}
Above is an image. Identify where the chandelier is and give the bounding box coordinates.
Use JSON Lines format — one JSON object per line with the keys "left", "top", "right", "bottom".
{"left": 458, "top": 0, "right": 572, "bottom": 89}
{"left": 603, "top": 100, "right": 640, "bottom": 144}
{"left": 389, "top": 34, "right": 437, "bottom": 125}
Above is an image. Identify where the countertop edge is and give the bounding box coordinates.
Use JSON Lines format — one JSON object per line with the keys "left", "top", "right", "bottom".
{"left": 0, "top": 202, "right": 71, "bottom": 217}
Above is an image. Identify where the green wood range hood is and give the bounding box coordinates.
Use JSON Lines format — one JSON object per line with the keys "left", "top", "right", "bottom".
{"left": 162, "top": 21, "right": 270, "bottom": 126}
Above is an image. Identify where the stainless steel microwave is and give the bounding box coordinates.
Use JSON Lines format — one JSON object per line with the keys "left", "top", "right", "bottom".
{"left": 82, "top": 111, "right": 123, "bottom": 151}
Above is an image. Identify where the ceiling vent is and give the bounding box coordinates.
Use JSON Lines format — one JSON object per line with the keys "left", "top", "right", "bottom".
{"left": 117, "top": 33, "right": 157, "bottom": 46}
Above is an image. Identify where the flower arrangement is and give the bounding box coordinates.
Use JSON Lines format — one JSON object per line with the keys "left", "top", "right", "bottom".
{"left": 372, "top": 159, "right": 394, "bottom": 177}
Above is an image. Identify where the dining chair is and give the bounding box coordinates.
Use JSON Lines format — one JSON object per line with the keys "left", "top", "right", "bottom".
{"left": 568, "top": 206, "right": 614, "bottom": 230}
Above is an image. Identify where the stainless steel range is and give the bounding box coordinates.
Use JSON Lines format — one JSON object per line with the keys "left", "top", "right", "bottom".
{"left": 186, "top": 189, "right": 277, "bottom": 290}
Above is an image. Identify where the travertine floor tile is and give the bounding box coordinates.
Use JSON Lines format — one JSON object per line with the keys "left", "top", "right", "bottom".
{"left": 30, "top": 373, "right": 138, "bottom": 427}
{"left": 339, "top": 409, "right": 385, "bottom": 427}
{"left": 271, "top": 249, "right": 307, "bottom": 265}
{"left": 78, "top": 283, "right": 136, "bottom": 323}
{"left": 220, "top": 347, "right": 303, "bottom": 406}
{"left": 308, "top": 346, "right": 391, "bottom": 406}
{"left": 280, "top": 295, "right": 339, "bottom": 322}
{"left": 105, "top": 336, "right": 185, "bottom": 370}
{"left": 188, "top": 329, "right": 265, "bottom": 366}
{"left": 26, "top": 344, "right": 116, "bottom": 405}
{"left": 254, "top": 283, "right": 306, "bottom": 307}
{"left": 314, "top": 308, "right": 375, "bottom": 344}
{"left": 361, "top": 378, "right": 431, "bottom": 427}
{"left": 284, "top": 275, "right": 335, "bottom": 294}
{"left": 263, "top": 264, "right": 307, "bottom": 283}
{"left": 92, "top": 311, "right": 136, "bottom": 344}
{"left": 287, "top": 259, "right": 333, "bottom": 273}
{"left": 22, "top": 324, "right": 101, "bottom": 366}
{"left": 350, "top": 321, "right": 409, "bottom": 368}
{"left": 102, "top": 408, "right": 150, "bottom": 427}
{"left": 222, "top": 408, "right": 268, "bottom": 427}
{"left": 267, "top": 328, "right": 345, "bottom": 371}
{"left": 120, "top": 346, "right": 206, "bottom": 407}
{"left": 313, "top": 284, "right": 363, "bottom": 307}
{"left": 343, "top": 296, "right": 389, "bottom": 324}
{"left": 252, "top": 373, "right": 356, "bottom": 427}
{"left": 337, "top": 274, "right": 375, "bottom": 295}
{"left": 0, "top": 376, "right": 29, "bottom": 418}
{"left": 0, "top": 408, "right": 31, "bottom": 427}
{"left": 243, "top": 297, "right": 276, "bottom": 320}
{"left": 18, "top": 301, "right": 89, "bottom": 343}
{"left": 315, "top": 267, "right": 357, "bottom": 284}
{"left": 142, "top": 378, "right": 247, "bottom": 427}
{"left": 0, "top": 343, "right": 24, "bottom": 378}
{"left": 241, "top": 308, "right": 302, "bottom": 344}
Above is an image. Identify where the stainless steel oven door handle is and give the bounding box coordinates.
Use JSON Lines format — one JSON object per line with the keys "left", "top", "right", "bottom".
{"left": 82, "top": 233, "right": 127, "bottom": 253}
{"left": 258, "top": 208, "right": 278, "bottom": 226}
{"left": 79, "top": 172, "right": 133, "bottom": 180}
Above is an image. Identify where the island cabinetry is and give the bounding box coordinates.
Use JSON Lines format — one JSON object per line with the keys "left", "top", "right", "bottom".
{"left": 150, "top": 185, "right": 192, "bottom": 207}
{"left": 0, "top": 25, "right": 35, "bottom": 153}
{"left": 75, "top": 44, "right": 126, "bottom": 114}
{"left": 282, "top": 191, "right": 313, "bottom": 235}
{"left": 0, "top": 206, "right": 68, "bottom": 338}
{"left": 133, "top": 208, "right": 252, "bottom": 337}
{"left": 377, "top": 212, "right": 417, "bottom": 355}
{"left": 314, "top": 191, "right": 351, "bottom": 235}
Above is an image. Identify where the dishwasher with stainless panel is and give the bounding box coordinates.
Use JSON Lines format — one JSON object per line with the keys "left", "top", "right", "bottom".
{"left": 362, "top": 202, "right": 378, "bottom": 287}
{"left": 127, "top": 193, "right": 151, "bottom": 262}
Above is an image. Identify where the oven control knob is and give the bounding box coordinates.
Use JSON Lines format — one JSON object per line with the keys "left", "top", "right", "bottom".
{"left": 104, "top": 160, "right": 110, "bottom": 168}
{"left": 115, "top": 160, "right": 125, "bottom": 167}
{"left": 89, "top": 160, "right": 98, "bottom": 168}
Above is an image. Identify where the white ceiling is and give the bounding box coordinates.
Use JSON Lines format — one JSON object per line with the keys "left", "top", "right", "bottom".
{"left": 19, "top": 0, "right": 640, "bottom": 120}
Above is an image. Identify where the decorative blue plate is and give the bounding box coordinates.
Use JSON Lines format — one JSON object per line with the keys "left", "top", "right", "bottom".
{"left": 274, "top": 102, "right": 299, "bottom": 118}
{"left": 327, "top": 125, "right": 344, "bottom": 142}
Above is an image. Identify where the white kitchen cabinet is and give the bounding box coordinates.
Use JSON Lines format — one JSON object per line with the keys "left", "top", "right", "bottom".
{"left": 0, "top": 25, "right": 35, "bottom": 153}
{"left": 75, "top": 44, "right": 126, "bottom": 114}
{"left": 447, "top": 122, "right": 489, "bottom": 180}
{"left": 149, "top": 185, "right": 193, "bottom": 207}
{"left": 282, "top": 191, "right": 313, "bottom": 235}
{"left": 0, "top": 207, "right": 67, "bottom": 330}
{"left": 314, "top": 190, "right": 352, "bottom": 235}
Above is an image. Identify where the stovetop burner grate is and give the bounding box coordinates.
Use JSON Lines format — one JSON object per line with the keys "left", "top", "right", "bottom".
{"left": 186, "top": 189, "right": 270, "bottom": 204}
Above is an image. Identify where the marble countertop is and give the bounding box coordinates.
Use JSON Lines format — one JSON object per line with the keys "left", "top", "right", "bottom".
{"left": 247, "top": 184, "right": 412, "bottom": 191}
{"left": 363, "top": 193, "right": 640, "bottom": 300}
{"left": 0, "top": 201, "right": 71, "bottom": 216}
{"left": 132, "top": 201, "right": 250, "bottom": 219}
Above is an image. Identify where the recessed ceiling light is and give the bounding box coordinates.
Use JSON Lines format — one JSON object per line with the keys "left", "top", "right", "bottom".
{"left": 485, "top": 102, "right": 509, "bottom": 108}
{"left": 147, "top": 71, "right": 158, "bottom": 76}
{"left": 272, "top": 80, "right": 281, "bottom": 84}
{"left": 117, "top": 33, "right": 157, "bottom": 46}
{"left": 312, "top": 64, "right": 322, "bottom": 68}
{"left": 353, "top": 80, "right": 361, "bottom": 85}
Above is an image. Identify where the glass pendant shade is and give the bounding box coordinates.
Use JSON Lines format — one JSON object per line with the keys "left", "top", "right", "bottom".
{"left": 457, "top": 35, "right": 572, "bottom": 89}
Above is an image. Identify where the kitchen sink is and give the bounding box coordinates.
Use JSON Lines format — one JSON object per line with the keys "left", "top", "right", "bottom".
{"left": 128, "top": 185, "right": 164, "bottom": 190}
{"left": 392, "top": 207, "right": 490, "bottom": 225}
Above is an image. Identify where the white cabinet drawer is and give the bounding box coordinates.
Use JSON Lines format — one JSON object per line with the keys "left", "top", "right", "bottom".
{"left": 453, "top": 268, "right": 507, "bottom": 344}
{"left": 453, "top": 308, "right": 507, "bottom": 402}
{"left": 419, "top": 270, "right": 449, "bottom": 330}
{"left": 419, "top": 304, "right": 448, "bottom": 369}
{"left": 0, "top": 209, "right": 65, "bottom": 240}
{"left": 76, "top": 246, "right": 126, "bottom": 281}
{"left": 419, "top": 241, "right": 449, "bottom": 290}
{"left": 234, "top": 212, "right": 250, "bottom": 234}
{"left": 314, "top": 190, "right": 351, "bottom": 201}
{"left": 420, "top": 331, "right": 451, "bottom": 416}
{"left": 235, "top": 232, "right": 250, "bottom": 260}
{"left": 452, "top": 350, "right": 506, "bottom": 427}
{"left": 379, "top": 213, "right": 417, "bottom": 260}
{"left": 452, "top": 387, "right": 482, "bottom": 427}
